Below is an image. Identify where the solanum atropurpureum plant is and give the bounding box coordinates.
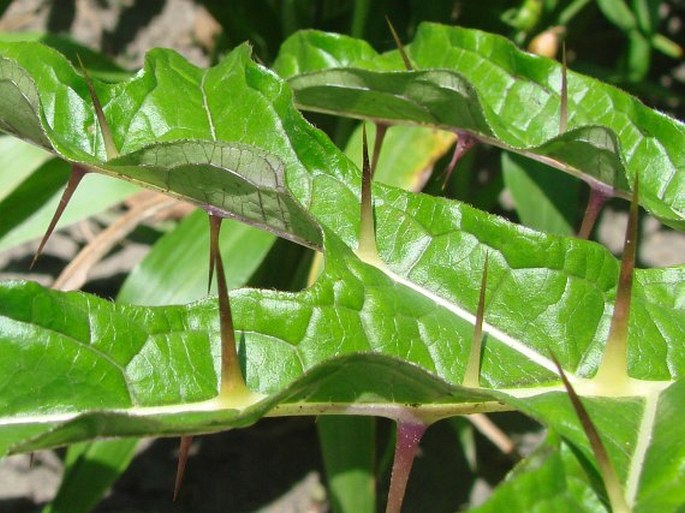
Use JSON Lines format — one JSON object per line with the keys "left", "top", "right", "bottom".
{"left": 0, "top": 22, "right": 683, "bottom": 512}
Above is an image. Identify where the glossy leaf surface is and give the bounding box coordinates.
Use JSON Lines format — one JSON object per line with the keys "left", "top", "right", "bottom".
{"left": 0, "top": 33, "right": 683, "bottom": 512}
{"left": 275, "top": 24, "right": 685, "bottom": 229}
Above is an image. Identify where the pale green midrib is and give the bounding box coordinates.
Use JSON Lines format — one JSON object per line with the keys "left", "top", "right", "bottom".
{"left": 199, "top": 70, "right": 217, "bottom": 142}
{"left": 0, "top": 398, "right": 511, "bottom": 428}
{"left": 377, "top": 264, "right": 562, "bottom": 377}
{"left": 625, "top": 387, "right": 660, "bottom": 507}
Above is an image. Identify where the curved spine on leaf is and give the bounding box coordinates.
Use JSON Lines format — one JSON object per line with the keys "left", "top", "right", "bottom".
{"left": 371, "top": 122, "right": 388, "bottom": 177}
{"left": 385, "top": 419, "right": 427, "bottom": 513}
{"left": 77, "top": 55, "right": 118, "bottom": 160}
{"left": 551, "top": 353, "right": 631, "bottom": 513}
{"left": 559, "top": 42, "right": 568, "bottom": 135}
{"left": 274, "top": 24, "right": 685, "bottom": 229}
{"left": 208, "top": 214, "right": 247, "bottom": 396}
{"left": 173, "top": 435, "right": 193, "bottom": 501}
{"left": 441, "top": 130, "right": 478, "bottom": 189}
{"left": 578, "top": 187, "right": 609, "bottom": 239}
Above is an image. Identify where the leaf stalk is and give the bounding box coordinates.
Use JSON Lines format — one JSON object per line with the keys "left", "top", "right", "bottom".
{"left": 385, "top": 420, "right": 427, "bottom": 513}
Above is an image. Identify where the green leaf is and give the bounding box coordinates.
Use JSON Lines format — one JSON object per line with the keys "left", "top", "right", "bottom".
{"left": 44, "top": 207, "right": 276, "bottom": 513}
{"left": 0, "top": 32, "right": 128, "bottom": 82}
{"left": 118, "top": 209, "right": 276, "bottom": 306}
{"left": 502, "top": 151, "right": 580, "bottom": 236}
{"left": 0, "top": 34, "right": 683, "bottom": 512}
{"left": 633, "top": 379, "right": 685, "bottom": 512}
{"left": 274, "top": 24, "right": 685, "bottom": 229}
{"left": 318, "top": 416, "right": 376, "bottom": 513}
{"left": 471, "top": 431, "right": 608, "bottom": 512}
{"left": 42, "top": 438, "right": 138, "bottom": 513}
{"left": 0, "top": 42, "right": 333, "bottom": 248}
{"left": 0, "top": 135, "right": 53, "bottom": 203}
{"left": 597, "top": 0, "right": 637, "bottom": 32}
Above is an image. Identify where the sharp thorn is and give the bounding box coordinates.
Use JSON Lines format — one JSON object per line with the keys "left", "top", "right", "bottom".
{"left": 77, "top": 54, "right": 118, "bottom": 160}
{"left": 594, "top": 176, "right": 639, "bottom": 388}
{"left": 209, "top": 214, "right": 246, "bottom": 394}
{"left": 385, "top": 16, "right": 414, "bottom": 71}
{"left": 463, "top": 252, "right": 488, "bottom": 388}
{"left": 441, "top": 131, "right": 477, "bottom": 191}
{"left": 559, "top": 41, "right": 568, "bottom": 135}
{"left": 31, "top": 165, "right": 88, "bottom": 270}
{"left": 357, "top": 124, "right": 378, "bottom": 260}
{"left": 371, "top": 123, "right": 388, "bottom": 178}
{"left": 207, "top": 215, "right": 217, "bottom": 294}
{"left": 577, "top": 187, "right": 608, "bottom": 240}
{"left": 173, "top": 435, "right": 193, "bottom": 501}
{"left": 550, "top": 352, "right": 630, "bottom": 513}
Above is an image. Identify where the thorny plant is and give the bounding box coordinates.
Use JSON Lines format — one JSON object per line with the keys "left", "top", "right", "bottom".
{"left": 0, "top": 19, "right": 683, "bottom": 513}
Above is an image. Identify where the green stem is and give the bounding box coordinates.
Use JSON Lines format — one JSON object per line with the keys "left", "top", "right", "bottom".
{"left": 351, "top": 0, "right": 371, "bottom": 38}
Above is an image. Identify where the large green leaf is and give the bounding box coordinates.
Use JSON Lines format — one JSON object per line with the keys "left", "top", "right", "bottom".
{"left": 0, "top": 34, "right": 683, "bottom": 512}
{"left": 43, "top": 205, "right": 277, "bottom": 513}
{"left": 0, "top": 42, "right": 324, "bottom": 248}
{"left": 273, "top": 23, "right": 685, "bottom": 229}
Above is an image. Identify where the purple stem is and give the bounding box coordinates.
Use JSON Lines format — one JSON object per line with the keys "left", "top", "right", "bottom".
{"left": 385, "top": 420, "right": 428, "bottom": 513}
{"left": 578, "top": 186, "right": 609, "bottom": 239}
{"left": 442, "top": 131, "right": 477, "bottom": 190}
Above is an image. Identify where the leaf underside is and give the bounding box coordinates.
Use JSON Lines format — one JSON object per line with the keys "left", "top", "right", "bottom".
{"left": 274, "top": 23, "right": 685, "bottom": 229}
